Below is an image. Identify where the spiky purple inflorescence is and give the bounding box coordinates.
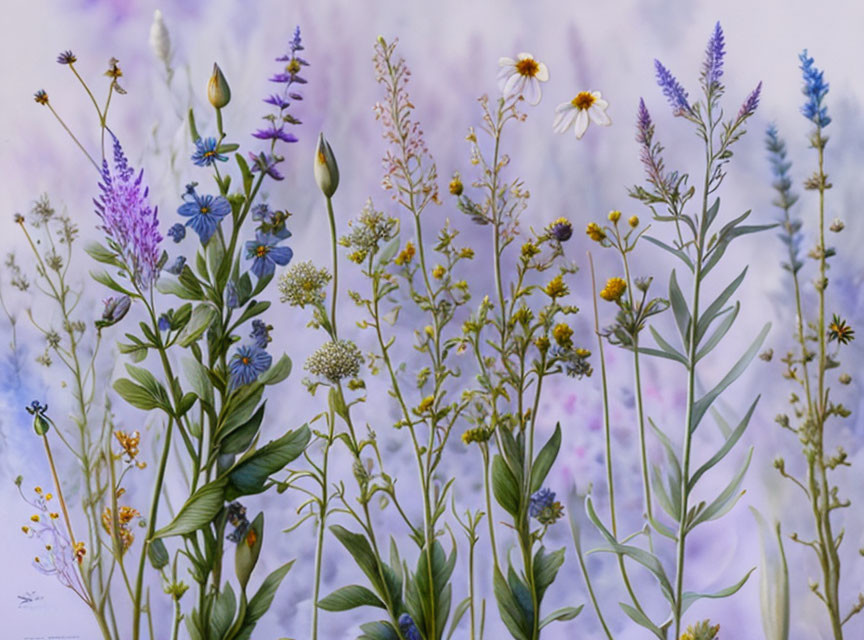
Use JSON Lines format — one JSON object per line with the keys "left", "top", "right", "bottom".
{"left": 636, "top": 98, "right": 653, "bottom": 146}
{"left": 799, "top": 49, "right": 830, "bottom": 127}
{"left": 254, "top": 26, "right": 308, "bottom": 149}
{"left": 654, "top": 60, "right": 690, "bottom": 115}
{"left": 94, "top": 135, "right": 162, "bottom": 289}
{"left": 738, "top": 81, "right": 762, "bottom": 119}
{"left": 701, "top": 21, "right": 725, "bottom": 90}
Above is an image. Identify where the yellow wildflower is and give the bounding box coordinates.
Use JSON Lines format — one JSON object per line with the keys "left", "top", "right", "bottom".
{"left": 586, "top": 222, "right": 606, "bottom": 242}
{"left": 628, "top": 215, "right": 639, "bottom": 228}
{"left": 552, "top": 323, "right": 573, "bottom": 348}
{"left": 544, "top": 275, "right": 569, "bottom": 299}
{"left": 600, "top": 277, "right": 627, "bottom": 302}
{"left": 608, "top": 210, "right": 621, "bottom": 223}
{"left": 395, "top": 242, "right": 416, "bottom": 265}
{"left": 432, "top": 265, "right": 446, "bottom": 279}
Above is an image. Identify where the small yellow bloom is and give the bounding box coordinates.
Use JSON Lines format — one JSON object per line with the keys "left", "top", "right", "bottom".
{"left": 49, "top": 512, "right": 59, "bottom": 520}
{"left": 462, "top": 427, "right": 492, "bottom": 445}
{"left": 45, "top": 493, "right": 53, "bottom": 500}
{"left": 600, "top": 277, "right": 627, "bottom": 303}
{"left": 535, "top": 336, "right": 550, "bottom": 352}
{"left": 522, "top": 242, "right": 541, "bottom": 258}
{"left": 34, "top": 486, "right": 42, "bottom": 494}
{"left": 586, "top": 222, "right": 606, "bottom": 242}
{"left": 544, "top": 275, "right": 569, "bottom": 299}
{"left": 608, "top": 210, "right": 621, "bottom": 224}
{"left": 30, "top": 514, "right": 40, "bottom": 523}
{"left": 628, "top": 215, "right": 639, "bottom": 228}
{"left": 432, "top": 265, "right": 445, "bottom": 279}
{"left": 459, "top": 247, "right": 475, "bottom": 259}
{"left": 449, "top": 175, "right": 464, "bottom": 196}
{"left": 424, "top": 325, "right": 434, "bottom": 337}
{"left": 417, "top": 395, "right": 435, "bottom": 413}
{"left": 395, "top": 242, "right": 416, "bottom": 266}
{"left": 575, "top": 348, "right": 591, "bottom": 358}
{"left": 21, "top": 526, "right": 30, "bottom": 534}
{"left": 552, "top": 323, "right": 574, "bottom": 348}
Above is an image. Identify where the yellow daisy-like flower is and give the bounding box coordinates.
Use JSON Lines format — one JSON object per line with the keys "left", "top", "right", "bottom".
{"left": 544, "top": 275, "right": 569, "bottom": 299}
{"left": 586, "top": 222, "right": 606, "bottom": 242}
{"left": 600, "top": 277, "right": 627, "bottom": 302}
{"left": 498, "top": 52, "right": 550, "bottom": 105}
{"left": 553, "top": 91, "right": 611, "bottom": 139}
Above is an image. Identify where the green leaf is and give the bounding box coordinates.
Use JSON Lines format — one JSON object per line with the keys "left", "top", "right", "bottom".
{"left": 695, "top": 302, "right": 740, "bottom": 362}
{"left": 330, "top": 525, "right": 385, "bottom": 595}
{"left": 492, "top": 567, "right": 531, "bottom": 640}
{"left": 539, "top": 605, "right": 583, "bottom": 629}
{"left": 533, "top": 546, "right": 565, "bottom": 602}
{"left": 680, "top": 567, "right": 755, "bottom": 615}
{"left": 619, "top": 602, "right": 664, "bottom": 639}
{"left": 234, "top": 561, "right": 294, "bottom": 640}
{"left": 147, "top": 538, "right": 169, "bottom": 570}
{"left": 226, "top": 425, "right": 311, "bottom": 500}
{"left": 530, "top": 423, "right": 561, "bottom": 493}
{"left": 183, "top": 357, "right": 214, "bottom": 408}
{"left": 668, "top": 270, "right": 691, "bottom": 350}
{"left": 447, "top": 596, "right": 472, "bottom": 639}
{"left": 690, "top": 323, "right": 770, "bottom": 432}
{"left": 179, "top": 304, "right": 219, "bottom": 347}
{"left": 751, "top": 508, "right": 790, "bottom": 640}
{"left": 318, "top": 585, "right": 386, "bottom": 611}
{"left": 491, "top": 454, "right": 520, "bottom": 517}
{"left": 208, "top": 582, "right": 237, "bottom": 639}
{"left": 220, "top": 402, "right": 266, "bottom": 455}
{"left": 377, "top": 236, "right": 401, "bottom": 269}
{"left": 689, "top": 397, "right": 759, "bottom": 491}
{"left": 91, "top": 270, "right": 134, "bottom": 296}
{"left": 644, "top": 236, "right": 693, "bottom": 272}
{"left": 700, "top": 197, "right": 721, "bottom": 236}
{"left": 690, "top": 447, "right": 753, "bottom": 529}
{"left": 217, "top": 386, "right": 264, "bottom": 441}
{"left": 84, "top": 242, "right": 122, "bottom": 267}
{"left": 258, "top": 354, "right": 291, "bottom": 385}
{"left": 648, "top": 326, "right": 688, "bottom": 366}
{"left": 695, "top": 267, "right": 747, "bottom": 346}
{"left": 113, "top": 378, "right": 162, "bottom": 411}
{"left": 153, "top": 479, "right": 227, "bottom": 538}
{"left": 358, "top": 621, "right": 399, "bottom": 640}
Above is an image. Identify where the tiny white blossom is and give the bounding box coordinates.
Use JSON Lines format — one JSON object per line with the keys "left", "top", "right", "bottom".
{"left": 553, "top": 91, "right": 611, "bottom": 139}
{"left": 497, "top": 52, "right": 549, "bottom": 105}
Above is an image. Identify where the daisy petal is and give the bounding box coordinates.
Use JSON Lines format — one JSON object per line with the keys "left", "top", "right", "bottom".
{"left": 554, "top": 101, "right": 573, "bottom": 114}
{"left": 503, "top": 72, "right": 523, "bottom": 97}
{"left": 516, "top": 52, "right": 534, "bottom": 61}
{"left": 535, "top": 62, "right": 549, "bottom": 82}
{"left": 522, "top": 78, "right": 542, "bottom": 105}
{"left": 553, "top": 108, "right": 577, "bottom": 133}
{"left": 498, "top": 57, "right": 516, "bottom": 67}
{"left": 589, "top": 104, "right": 612, "bottom": 126}
{"left": 573, "top": 109, "right": 590, "bottom": 139}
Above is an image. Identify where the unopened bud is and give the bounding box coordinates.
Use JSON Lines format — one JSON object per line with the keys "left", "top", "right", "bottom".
{"left": 208, "top": 63, "right": 231, "bottom": 109}
{"left": 314, "top": 133, "right": 339, "bottom": 198}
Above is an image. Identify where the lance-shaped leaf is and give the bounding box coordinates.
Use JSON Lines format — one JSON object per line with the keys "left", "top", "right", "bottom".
{"left": 492, "top": 454, "right": 520, "bottom": 517}
{"left": 668, "top": 270, "right": 692, "bottom": 351}
{"left": 153, "top": 478, "right": 228, "bottom": 538}
{"left": 688, "top": 397, "right": 759, "bottom": 491}
{"left": 690, "top": 323, "right": 770, "bottom": 432}
{"left": 318, "top": 584, "right": 386, "bottom": 611}
{"left": 226, "top": 425, "right": 311, "bottom": 499}
{"left": 689, "top": 447, "right": 753, "bottom": 530}
{"left": 679, "top": 567, "right": 756, "bottom": 615}
{"left": 644, "top": 325, "right": 689, "bottom": 366}
{"left": 695, "top": 267, "right": 748, "bottom": 346}
{"left": 234, "top": 561, "right": 294, "bottom": 640}
{"left": 530, "top": 423, "right": 561, "bottom": 493}
{"left": 208, "top": 582, "right": 237, "bottom": 639}
{"left": 539, "top": 605, "right": 583, "bottom": 629}
{"left": 751, "top": 508, "right": 790, "bottom": 640}
{"left": 493, "top": 567, "right": 532, "bottom": 640}
{"left": 358, "top": 621, "right": 400, "bottom": 640}
{"left": 700, "top": 197, "right": 721, "bottom": 238}
{"left": 619, "top": 602, "right": 665, "bottom": 639}
{"left": 695, "top": 302, "right": 740, "bottom": 362}
{"left": 178, "top": 303, "right": 218, "bottom": 347}
{"left": 644, "top": 235, "right": 694, "bottom": 272}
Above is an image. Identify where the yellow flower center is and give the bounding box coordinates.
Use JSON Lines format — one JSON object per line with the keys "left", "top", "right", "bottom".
{"left": 204, "top": 150, "right": 215, "bottom": 157}
{"left": 287, "top": 59, "right": 301, "bottom": 74}
{"left": 256, "top": 246, "right": 268, "bottom": 258}
{"left": 200, "top": 206, "right": 209, "bottom": 214}
{"left": 242, "top": 356, "right": 251, "bottom": 365}
{"left": 571, "top": 92, "right": 596, "bottom": 110}
{"left": 516, "top": 58, "right": 540, "bottom": 77}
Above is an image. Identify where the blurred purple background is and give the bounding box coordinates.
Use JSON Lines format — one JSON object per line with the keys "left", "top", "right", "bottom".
{"left": 2, "top": 1, "right": 864, "bottom": 638}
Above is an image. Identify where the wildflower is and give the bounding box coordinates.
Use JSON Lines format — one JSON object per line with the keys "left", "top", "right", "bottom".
{"left": 553, "top": 91, "right": 611, "bottom": 139}
{"left": 56, "top": 50, "right": 77, "bottom": 65}
{"left": 246, "top": 231, "right": 293, "bottom": 279}
{"left": 279, "top": 261, "right": 331, "bottom": 308}
{"left": 548, "top": 217, "right": 573, "bottom": 242}
{"left": 229, "top": 345, "right": 272, "bottom": 389}
{"left": 654, "top": 59, "right": 691, "bottom": 115}
{"left": 95, "top": 135, "right": 162, "bottom": 288}
{"left": 498, "top": 52, "right": 549, "bottom": 105}
{"left": 629, "top": 215, "right": 639, "bottom": 228}
{"left": 102, "top": 506, "right": 140, "bottom": 553}
{"left": 304, "top": 339, "right": 363, "bottom": 383}
{"left": 250, "top": 319, "right": 273, "bottom": 349}
{"left": 608, "top": 210, "right": 621, "bottom": 224}
{"left": 586, "top": 222, "right": 606, "bottom": 242}
{"left": 207, "top": 63, "right": 231, "bottom": 109}
{"left": 252, "top": 124, "right": 299, "bottom": 144}
{"left": 827, "top": 314, "right": 854, "bottom": 345}
{"left": 149, "top": 10, "right": 171, "bottom": 68}
{"left": 799, "top": 49, "right": 830, "bottom": 127}
{"left": 177, "top": 184, "right": 231, "bottom": 245}
{"left": 679, "top": 620, "right": 720, "bottom": 640}
{"left": 600, "top": 277, "right": 627, "bottom": 302}
{"left": 551, "top": 345, "right": 593, "bottom": 378}
{"left": 226, "top": 501, "right": 251, "bottom": 543}
{"left": 522, "top": 242, "right": 541, "bottom": 258}
{"left": 255, "top": 27, "right": 307, "bottom": 147}
{"left": 248, "top": 151, "right": 284, "bottom": 181}
{"left": 398, "top": 613, "right": 422, "bottom": 640}
{"left": 165, "top": 256, "right": 186, "bottom": 275}
{"left": 700, "top": 22, "right": 725, "bottom": 92}
{"left": 395, "top": 242, "right": 416, "bottom": 266}
{"left": 167, "top": 223, "right": 186, "bottom": 243}
{"left": 449, "top": 174, "right": 464, "bottom": 196}
{"left": 544, "top": 274, "right": 569, "bottom": 299}
{"left": 313, "top": 133, "right": 339, "bottom": 197}
{"left": 432, "top": 265, "right": 445, "bottom": 279}
{"left": 737, "top": 81, "right": 762, "bottom": 119}
{"left": 26, "top": 401, "right": 51, "bottom": 436}
{"left": 191, "top": 137, "right": 228, "bottom": 167}
{"left": 34, "top": 90, "right": 49, "bottom": 105}
{"left": 252, "top": 203, "right": 291, "bottom": 239}
{"left": 552, "top": 323, "right": 573, "bottom": 348}
{"left": 462, "top": 427, "right": 492, "bottom": 445}
{"left": 529, "top": 488, "right": 564, "bottom": 525}
{"left": 157, "top": 314, "right": 171, "bottom": 331}
{"left": 115, "top": 430, "right": 145, "bottom": 468}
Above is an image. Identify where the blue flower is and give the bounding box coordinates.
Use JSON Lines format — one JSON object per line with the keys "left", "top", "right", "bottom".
{"left": 700, "top": 21, "right": 725, "bottom": 92}
{"left": 252, "top": 203, "right": 291, "bottom": 239}
{"left": 529, "top": 488, "right": 556, "bottom": 518}
{"left": 248, "top": 151, "right": 284, "bottom": 181}
{"left": 165, "top": 255, "right": 186, "bottom": 275}
{"left": 177, "top": 184, "right": 231, "bottom": 245}
{"left": 654, "top": 60, "right": 690, "bottom": 115}
{"left": 229, "top": 345, "right": 272, "bottom": 389}
{"left": 398, "top": 614, "right": 421, "bottom": 640}
{"left": 167, "top": 223, "right": 186, "bottom": 243}
{"left": 158, "top": 314, "right": 171, "bottom": 331}
{"left": 191, "top": 137, "right": 228, "bottom": 167}
{"left": 245, "top": 231, "right": 293, "bottom": 279}
{"left": 799, "top": 49, "right": 830, "bottom": 127}
{"left": 250, "top": 319, "right": 272, "bottom": 349}
{"left": 226, "top": 280, "right": 239, "bottom": 309}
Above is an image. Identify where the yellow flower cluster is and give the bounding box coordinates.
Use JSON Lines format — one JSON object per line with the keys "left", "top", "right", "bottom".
{"left": 600, "top": 277, "right": 627, "bottom": 302}
{"left": 395, "top": 241, "right": 416, "bottom": 265}
{"left": 552, "top": 323, "right": 573, "bottom": 348}
{"left": 115, "top": 430, "right": 146, "bottom": 468}
{"left": 544, "top": 274, "right": 569, "bottom": 299}
{"left": 462, "top": 427, "right": 492, "bottom": 445}
{"left": 679, "top": 620, "right": 720, "bottom": 640}
{"left": 102, "top": 506, "right": 141, "bottom": 553}
{"left": 586, "top": 222, "right": 606, "bottom": 242}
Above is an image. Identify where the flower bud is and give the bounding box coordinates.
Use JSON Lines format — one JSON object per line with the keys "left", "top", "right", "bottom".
{"left": 97, "top": 295, "right": 131, "bottom": 329}
{"left": 208, "top": 63, "right": 231, "bottom": 109}
{"left": 608, "top": 210, "right": 621, "bottom": 224}
{"left": 314, "top": 133, "right": 339, "bottom": 197}
{"left": 149, "top": 10, "right": 171, "bottom": 68}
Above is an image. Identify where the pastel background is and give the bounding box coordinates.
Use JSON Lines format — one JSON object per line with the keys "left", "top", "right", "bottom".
{"left": 2, "top": 0, "right": 863, "bottom": 638}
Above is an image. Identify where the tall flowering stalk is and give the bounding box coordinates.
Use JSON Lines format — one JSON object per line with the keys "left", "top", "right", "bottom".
{"left": 36, "top": 36, "right": 310, "bottom": 640}
{"left": 455, "top": 60, "right": 590, "bottom": 639}
{"left": 765, "top": 51, "right": 862, "bottom": 639}
{"left": 579, "top": 23, "right": 769, "bottom": 639}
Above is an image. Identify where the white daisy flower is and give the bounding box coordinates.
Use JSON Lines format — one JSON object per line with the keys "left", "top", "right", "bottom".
{"left": 553, "top": 91, "right": 611, "bottom": 139}
{"left": 497, "top": 52, "right": 549, "bottom": 105}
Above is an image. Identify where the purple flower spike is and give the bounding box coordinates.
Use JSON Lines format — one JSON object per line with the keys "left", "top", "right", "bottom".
{"left": 94, "top": 135, "right": 162, "bottom": 289}
{"left": 701, "top": 21, "right": 726, "bottom": 90}
{"left": 738, "top": 81, "right": 762, "bottom": 119}
{"left": 654, "top": 60, "right": 691, "bottom": 115}
{"left": 636, "top": 98, "right": 653, "bottom": 146}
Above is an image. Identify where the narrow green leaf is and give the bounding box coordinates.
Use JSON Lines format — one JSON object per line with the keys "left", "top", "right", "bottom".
{"left": 695, "top": 267, "right": 747, "bottom": 345}
{"left": 178, "top": 304, "right": 219, "bottom": 347}
{"left": 491, "top": 455, "right": 520, "bottom": 517}
{"left": 226, "top": 425, "right": 311, "bottom": 499}
{"left": 154, "top": 479, "right": 227, "bottom": 538}
{"left": 695, "top": 302, "right": 740, "bottom": 362}
{"left": 318, "top": 584, "right": 386, "bottom": 611}
{"left": 539, "top": 605, "right": 583, "bottom": 629}
{"left": 644, "top": 236, "right": 694, "bottom": 272}
{"left": 234, "top": 561, "right": 294, "bottom": 640}
{"left": 690, "top": 447, "right": 753, "bottom": 529}
{"left": 619, "top": 602, "right": 665, "bottom": 639}
{"left": 680, "top": 567, "right": 756, "bottom": 615}
{"left": 668, "top": 270, "right": 691, "bottom": 350}
{"left": 530, "top": 423, "right": 561, "bottom": 493}
{"left": 689, "top": 397, "right": 759, "bottom": 491}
